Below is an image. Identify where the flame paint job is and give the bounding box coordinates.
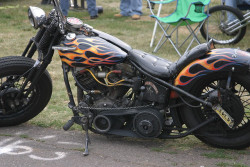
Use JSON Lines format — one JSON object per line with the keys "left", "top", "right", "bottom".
{"left": 174, "top": 48, "right": 250, "bottom": 87}
{"left": 58, "top": 36, "right": 127, "bottom": 67}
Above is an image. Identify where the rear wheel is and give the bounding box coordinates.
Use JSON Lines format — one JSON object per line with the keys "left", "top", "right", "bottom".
{"left": 200, "top": 5, "right": 246, "bottom": 45}
{"left": 0, "top": 56, "right": 52, "bottom": 126}
{"left": 181, "top": 73, "right": 250, "bottom": 149}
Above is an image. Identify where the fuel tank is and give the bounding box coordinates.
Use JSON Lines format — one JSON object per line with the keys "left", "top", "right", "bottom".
{"left": 174, "top": 48, "right": 250, "bottom": 88}
{"left": 58, "top": 35, "right": 127, "bottom": 67}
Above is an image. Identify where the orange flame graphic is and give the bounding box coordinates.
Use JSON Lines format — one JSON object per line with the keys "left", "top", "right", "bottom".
{"left": 175, "top": 52, "right": 236, "bottom": 86}
{"left": 59, "top": 38, "right": 125, "bottom": 67}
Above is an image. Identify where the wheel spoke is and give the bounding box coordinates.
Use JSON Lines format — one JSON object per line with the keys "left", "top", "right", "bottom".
{"left": 0, "top": 74, "right": 36, "bottom": 117}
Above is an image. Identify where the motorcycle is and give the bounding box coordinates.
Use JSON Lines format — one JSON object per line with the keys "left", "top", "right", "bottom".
{"left": 200, "top": 0, "right": 250, "bottom": 45}
{"left": 1, "top": 0, "right": 250, "bottom": 156}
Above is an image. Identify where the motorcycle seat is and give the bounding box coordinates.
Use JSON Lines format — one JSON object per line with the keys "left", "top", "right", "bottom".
{"left": 168, "top": 42, "right": 211, "bottom": 75}
{"left": 128, "top": 42, "right": 212, "bottom": 79}
{"left": 128, "top": 49, "right": 173, "bottom": 78}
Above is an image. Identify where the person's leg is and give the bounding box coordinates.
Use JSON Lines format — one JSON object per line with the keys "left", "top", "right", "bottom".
{"left": 130, "top": 0, "right": 142, "bottom": 20}
{"left": 225, "top": 0, "right": 238, "bottom": 22}
{"left": 60, "top": 0, "right": 70, "bottom": 16}
{"left": 120, "top": 0, "right": 132, "bottom": 16}
{"left": 131, "top": 0, "right": 142, "bottom": 16}
{"left": 86, "top": 0, "right": 98, "bottom": 18}
{"left": 225, "top": 0, "right": 237, "bottom": 7}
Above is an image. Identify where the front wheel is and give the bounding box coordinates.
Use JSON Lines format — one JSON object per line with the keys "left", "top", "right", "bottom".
{"left": 181, "top": 73, "right": 250, "bottom": 149}
{"left": 200, "top": 5, "right": 246, "bottom": 45}
{"left": 0, "top": 56, "right": 52, "bottom": 126}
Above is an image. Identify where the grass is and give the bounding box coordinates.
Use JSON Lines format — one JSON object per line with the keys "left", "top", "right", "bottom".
{"left": 202, "top": 149, "right": 234, "bottom": 159}
{"left": 0, "top": 0, "right": 250, "bottom": 162}
{"left": 72, "top": 148, "right": 85, "bottom": 152}
{"left": 216, "top": 162, "right": 249, "bottom": 167}
{"left": 0, "top": 134, "right": 13, "bottom": 137}
{"left": 19, "top": 134, "right": 29, "bottom": 139}
{"left": 217, "top": 162, "right": 231, "bottom": 167}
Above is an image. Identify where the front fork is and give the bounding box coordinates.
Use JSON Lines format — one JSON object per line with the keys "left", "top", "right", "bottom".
{"left": 21, "top": 30, "right": 91, "bottom": 155}
{"left": 18, "top": 28, "right": 57, "bottom": 98}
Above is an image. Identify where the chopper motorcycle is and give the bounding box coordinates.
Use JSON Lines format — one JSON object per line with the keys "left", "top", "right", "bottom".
{"left": 1, "top": 0, "right": 250, "bottom": 156}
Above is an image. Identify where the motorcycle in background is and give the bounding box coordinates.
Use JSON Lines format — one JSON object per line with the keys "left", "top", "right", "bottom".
{"left": 200, "top": 0, "right": 250, "bottom": 45}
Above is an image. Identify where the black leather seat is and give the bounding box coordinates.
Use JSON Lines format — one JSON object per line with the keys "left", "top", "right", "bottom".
{"left": 168, "top": 42, "right": 211, "bottom": 75}
{"left": 128, "top": 42, "right": 211, "bottom": 79}
{"left": 128, "top": 49, "right": 173, "bottom": 78}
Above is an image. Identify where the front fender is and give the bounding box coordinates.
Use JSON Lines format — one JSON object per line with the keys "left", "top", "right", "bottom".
{"left": 174, "top": 48, "right": 250, "bottom": 90}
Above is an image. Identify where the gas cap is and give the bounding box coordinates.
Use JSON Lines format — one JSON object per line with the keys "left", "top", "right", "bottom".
{"left": 66, "top": 33, "right": 76, "bottom": 41}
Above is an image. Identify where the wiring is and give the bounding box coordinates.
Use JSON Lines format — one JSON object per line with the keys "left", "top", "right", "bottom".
{"left": 106, "top": 70, "right": 125, "bottom": 85}
{"left": 85, "top": 69, "right": 125, "bottom": 87}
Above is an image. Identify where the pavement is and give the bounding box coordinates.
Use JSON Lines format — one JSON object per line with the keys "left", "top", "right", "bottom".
{"left": 0, "top": 124, "right": 249, "bottom": 167}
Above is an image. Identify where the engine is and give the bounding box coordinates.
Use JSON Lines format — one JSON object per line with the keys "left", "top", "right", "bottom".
{"left": 74, "top": 62, "right": 169, "bottom": 138}
{"left": 75, "top": 63, "right": 133, "bottom": 94}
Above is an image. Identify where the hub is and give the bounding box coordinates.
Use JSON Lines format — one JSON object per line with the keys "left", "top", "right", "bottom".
{"left": 0, "top": 88, "right": 27, "bottom": 114}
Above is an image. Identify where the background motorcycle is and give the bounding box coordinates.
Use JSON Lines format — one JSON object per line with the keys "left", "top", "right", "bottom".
{"left": 0, "top": 0, "right": 250, "bottom": 156}
{"left": 200, "top": 0, "right": 250, "bottom": 45}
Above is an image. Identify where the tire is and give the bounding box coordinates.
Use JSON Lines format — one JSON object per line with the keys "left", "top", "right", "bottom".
{"left": 200, "top": 5, "right": 246, "bottom": 45}
{"left": 0, "top": 56, "right": 52, "bottom": 126}
{"left": 181, "top": 72, "right": 250, "bottom": 149}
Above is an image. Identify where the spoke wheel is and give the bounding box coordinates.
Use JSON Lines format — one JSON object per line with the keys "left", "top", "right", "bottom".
{"left": 200, "top": 5, "right": 246, "bottom": 45}
{"left": 0, "top": 56, "right": 52, "bottom": 126}
{"left": 0, "top": 75, "right": 35, "bottom": 117}
{"left": 181, "top": 73, "right": 250, "bottom": 149}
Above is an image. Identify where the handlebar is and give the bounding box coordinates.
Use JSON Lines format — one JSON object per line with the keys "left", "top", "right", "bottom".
{"left": 51, "top": 0, "right": 66, "bottom": 34}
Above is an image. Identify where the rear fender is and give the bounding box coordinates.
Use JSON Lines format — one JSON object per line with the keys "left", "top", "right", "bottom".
{"left": 174, "top": 48, "right": 250, "bottom": 90}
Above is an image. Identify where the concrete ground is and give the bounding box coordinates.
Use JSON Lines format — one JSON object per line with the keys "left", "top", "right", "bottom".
{"left": 0, "top": 124, "right": 249, "bottom": 167}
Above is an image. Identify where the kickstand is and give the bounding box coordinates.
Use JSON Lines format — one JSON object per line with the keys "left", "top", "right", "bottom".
{"left": 82, "top": 117, "right": 91, "bottom": 156}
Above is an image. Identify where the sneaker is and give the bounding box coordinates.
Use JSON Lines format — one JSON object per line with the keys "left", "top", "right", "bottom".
{"left": 131, "top": 14, "right": 140, "bottom": 20}
{"left": 90, "top": 15, "right": 98, "bottom": 19}
{"left": 114, "top": 13, "right": 125, "bottom": 17}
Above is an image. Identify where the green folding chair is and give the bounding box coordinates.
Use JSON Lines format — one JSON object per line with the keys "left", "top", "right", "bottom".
{"left": 147, "top": 0, "right": 210, "bottom": 56}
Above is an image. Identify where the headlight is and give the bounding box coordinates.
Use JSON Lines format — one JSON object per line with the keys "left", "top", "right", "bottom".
{"left": 28, "top": 6, "right": 46, "bottom": 29}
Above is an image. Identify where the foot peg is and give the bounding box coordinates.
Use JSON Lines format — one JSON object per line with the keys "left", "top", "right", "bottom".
{"left": 63, "top": 116, "right": 82, "bottom": 131}
{"left": 63, "top": 119, "right": 74, "bottom": 131}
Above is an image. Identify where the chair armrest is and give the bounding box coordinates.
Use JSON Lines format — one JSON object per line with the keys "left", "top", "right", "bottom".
{"left": 150, "top": 0, "right": 176, "bottom": 4}
{"left": 184, "top": 0, "right": 210, "bottom": 17}
{"left": 193, "top": 0, "right": 210, "bottom": 13}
